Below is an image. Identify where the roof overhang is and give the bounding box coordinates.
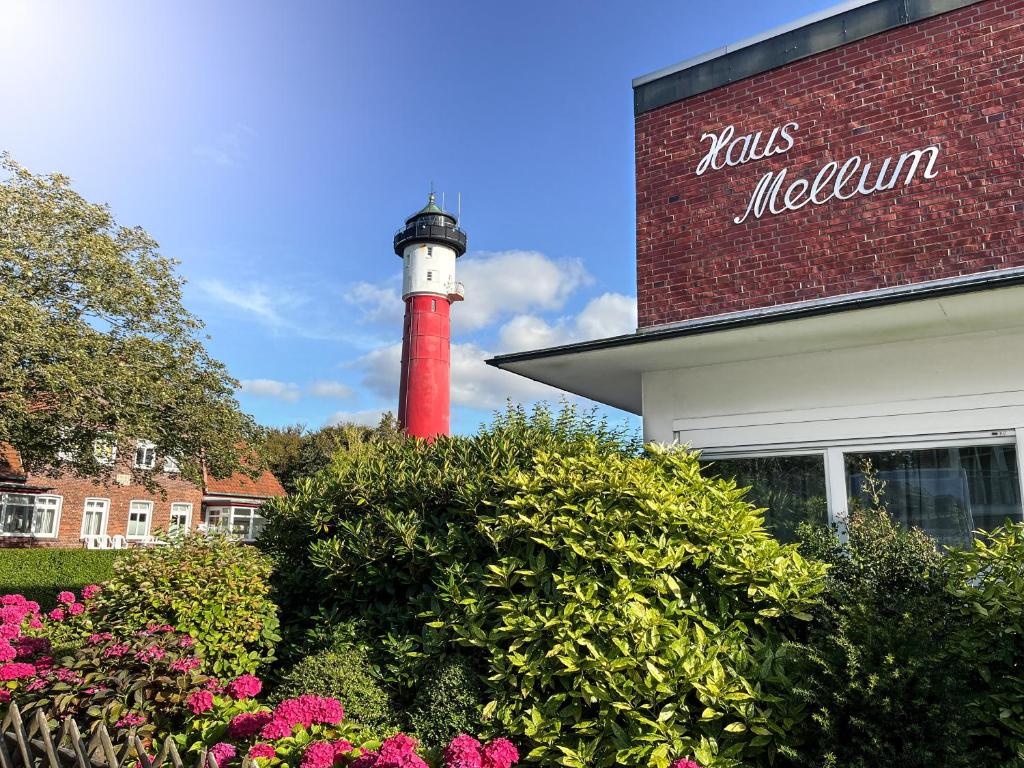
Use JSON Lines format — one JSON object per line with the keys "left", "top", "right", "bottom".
{"left": 487, "top": 270, "right": 1024, "bottom": 415}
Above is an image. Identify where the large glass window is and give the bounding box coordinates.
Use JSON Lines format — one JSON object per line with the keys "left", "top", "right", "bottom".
{"left": 203, "top": 505, "right": 266, "bottom": 542}
{"left": 127, "top": 501, "right": 153, "bottom": 539}
{"left": 0, "top": 494, "right": 62, "bottom": 537}
{"left": 845, "top": 444, "right": 1022, "bottom": 548}
{"left": 81, "top": 498, "right": 109, "bottom": 538}
{"left": 700, "top": 455, "right": 828, "bottom": 542}
{"left": 169, "top": 503, "right": 192, "bottom": 535}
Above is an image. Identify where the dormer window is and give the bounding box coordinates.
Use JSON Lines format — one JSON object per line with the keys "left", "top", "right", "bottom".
{"left": 134, "top": 441, "right": 156, "bottom": 470}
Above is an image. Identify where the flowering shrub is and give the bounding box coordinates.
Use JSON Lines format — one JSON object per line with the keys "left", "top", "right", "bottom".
{"left": 88, "top": 534, "right": 280, "bottom": 676}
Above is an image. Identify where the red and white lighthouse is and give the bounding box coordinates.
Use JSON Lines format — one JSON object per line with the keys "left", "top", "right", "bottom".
{"left": 393, "top": 193, "right": 467, "bottom": 440}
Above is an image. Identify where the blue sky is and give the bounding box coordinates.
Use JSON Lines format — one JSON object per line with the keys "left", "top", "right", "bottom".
{"left": 1, "top": 0, "right": 828, "bottom": 434}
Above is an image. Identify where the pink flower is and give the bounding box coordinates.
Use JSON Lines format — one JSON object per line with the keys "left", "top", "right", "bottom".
{"left": 186, "top": 690, "right": 214, "bottom": 714}
{"left": 48, "top": 608, "right": 65, "bottom": 622}
{"left": 0, "top": 642, "right": 15, "bottom": 663}
{"left": 179, "top": 636, "right": 195, "bottom": 648}
{"left": 24, "top": 602, "right": 39, "bottom": 614}
{"left": 170, "top": 657, "right": 202, "bottom": 673}
{"left": 376, "top": 734, "right": 427, "bottom": 768}
{"left": 206, "top": 678, "right": 225, "bottom": 693}
{"left": 57, "top": 592, "right": 76, "bottom": 605}
{"left": 0, "top": 595, "right": 24, "bottom": 606}
{"left": 248, "top": 745, "right": 276, "bottom": 760}
{"left": 68, "top": 603, "right": 85, "bottom": 616}
{"left": 670, "top": 760, "right": 702, "bottom": 768}
{"left": 27, "top": 618, "right": 42, "bottom": 629}
{"left": 0, "top": 606, "right": 29, "bottom": 625}
{"left": 134, "top": 646, "right": 165, "bottom": 662}
{"left": 0, "top": 662, "right": 36, "bottom": 680}
{"left": 271, "top": 695, "right": 345, "bottom": 728}
{"left": 349, "top": 752, "right": 378, "bottom": 768}
{"left": 103, "top": 644, "right": 130, "bottom": 658}
{"left": 228, "top": 674, "right": 262, "bottom": 699}
{"left": 88, "top": 633, "right": 114, "bottom": 645}
{"left": 481, "top": 739, "right": 519, "bottom": 768}
{"left": 227, "top": 711, "right": 273, "bottom": 740}
{"left": 14, "top": 636, "right": 50, "bottom": 657}
{"left": 258, "top": 718, "right": 293, "bottom": 740}
{"left": 115, "top": 713, "right": 146, "bottom": 728}
{"left": 301, "top": 742, "right": 338, "bottom": 768}
{"left": 209, "top": 743, "right": 236, "bottom": 767}
{"left": 0, "top": 624, "right": 20, "bottom": 640}
{"left": 444, "top": 735, "right": 482, "bottom": 768}
{"left": 25, "top": 679, "right": 47, "bottom": 692}
{"left": 81, "top": 585, "right": 101, "bottom": 600}
{"left": 0, "top": 691, "right": 10, "bottom": 703}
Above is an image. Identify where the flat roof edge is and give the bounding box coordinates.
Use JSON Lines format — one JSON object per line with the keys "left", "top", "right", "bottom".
{"left": 488, "top": 266, "right": 1024, "bottom": 366}
{"left": 633, "top": 0, "right": 987, "bottom": 114}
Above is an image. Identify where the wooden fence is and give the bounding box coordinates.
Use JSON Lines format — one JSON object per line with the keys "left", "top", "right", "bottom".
{"left": 0, "top": 704, "right": 222, "bottom": 768}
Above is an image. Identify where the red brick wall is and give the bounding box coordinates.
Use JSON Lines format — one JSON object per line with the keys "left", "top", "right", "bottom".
{"left": 7, "top": 465, "right": 203, "bottom": 548}
{"left": 636, "top": 0, "right": 1024, "bottom": 328}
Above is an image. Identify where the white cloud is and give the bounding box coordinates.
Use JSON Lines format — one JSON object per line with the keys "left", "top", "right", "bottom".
{"left": 356, "top": 341, "right": 562, "bottom": 413}
{"left": 325, "top": 408, "right": 391, "bottom": 428}
{"left": 194, "top": 124, "right": 256, "bottom": 167}
{"left": 497, "top": 292, "right": 636, "bottom": 353}
{"left": 240, "top": 379, "right": 301, "bottom": 402}
{"left": 198, "top": 280, "right": 292, "bottom": 326}
{"left": 456, "top": 250, "right": 592, "bottom": 332}
{"left": 343, "top": 280, "right": 404, "bottom": 326}
{"left": 309, "top": 380, "right": 354, "bottom": 399}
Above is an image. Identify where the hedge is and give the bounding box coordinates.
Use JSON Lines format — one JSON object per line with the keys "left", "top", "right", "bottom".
{"left": 0, "top": 548, "right": 123, "bottom": 606}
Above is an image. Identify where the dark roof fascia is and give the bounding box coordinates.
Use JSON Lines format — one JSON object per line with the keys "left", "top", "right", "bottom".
{"left": 487, "top": 267, "right": 1024, "bottom": 367}
{"left": 633, "top": 0, "right": 986, "bottom": 115}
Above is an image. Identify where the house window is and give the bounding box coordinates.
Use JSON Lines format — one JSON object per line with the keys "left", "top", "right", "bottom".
{"left": 163, "top": 455, "right": 180, "bottom": 474}
{"left": 94, "top": 440, "right": 117, "bottom": 466}
{"left": 427, "top": 246, "right": 433, "bottom": 257}
{"left": 845, "top": 444, "right": 1021, "bottom": 548}
{"left": 204, "top": 505, "right": 266, "bottom": 542}
{"left": 431, "top": 299, "right": 437, "bottom": 312}
{"left": 134, "top": 442, "right": 156, "bottom": 470}
{"left": 127, "top": 500, "right": 153, "bottom": 539}
{"left": 700, "top": 433, "right": 1023, "bottom": 547}
{"left": 0, "top": 494, "right": 62, "bottom": 538}
{"left": 426, "top": 271, "right": 434, "bottom": 282}
{"left": 169, "top": 503, "right": 192, "bottom": 535}
{"left": 81, "top": 498, "right": 109, "bottom": 538}
{"left": 700, "top": 454, "right": 828, "bottom": 543}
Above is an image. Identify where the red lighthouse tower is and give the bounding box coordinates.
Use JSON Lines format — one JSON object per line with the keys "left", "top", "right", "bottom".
{"left": 393, "top": 193, "right": 467, "bottom": 439}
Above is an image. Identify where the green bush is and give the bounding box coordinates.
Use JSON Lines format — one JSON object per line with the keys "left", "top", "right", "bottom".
{"left": 407, "top": 655, "right": 486, "bottom": 750}
{"left": 272, "top": 646, "right": 396, "bottom": 734}
{"left": 91, "top": 533, "right": 280, "bottom": 676}
{"left": 261, "top": 405, "right": 825, "bottom": 767}
{"left": 0, "top": 548, "right": 122, "bottom": 606}
{"left": 946, "top": 522, "right": 1024, "bottom": 763}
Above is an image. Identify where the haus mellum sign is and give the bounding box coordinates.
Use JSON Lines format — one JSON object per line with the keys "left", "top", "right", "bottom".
{"left": 695, "top": 121, "right": 942, "bottom": 225}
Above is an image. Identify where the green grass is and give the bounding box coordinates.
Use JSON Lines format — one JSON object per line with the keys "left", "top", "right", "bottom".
{"left": 0, "top": 549, "right": 124, "bottom": 607}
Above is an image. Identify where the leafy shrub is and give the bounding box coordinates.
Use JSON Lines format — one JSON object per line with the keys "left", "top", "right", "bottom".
{"left": 407, "top": 656, "right": 486, "bottom": 750}
{"left": 0, "top": 549, "right": 122, "bottom": 606}
{"left": 946, "top": 522, "right": 1024, "bottom": 763}
{"left": 273, "top": 647, "right": 396, "bottom": 734}
{"left": 90, "top": 533, "right": 280, "bottom": 676}
{"left": 261, "top": 406, "right": 824, "bottom": 767}
{"left": 789, "top": 471, "right": 986, "bottom": 768}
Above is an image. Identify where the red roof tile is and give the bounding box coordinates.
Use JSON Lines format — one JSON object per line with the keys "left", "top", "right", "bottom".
{"left": 203, "top": 468, "right": 286, "bottom": 499}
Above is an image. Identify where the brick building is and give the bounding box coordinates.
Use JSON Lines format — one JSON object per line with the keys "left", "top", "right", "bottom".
{"left": 0, "top": 442, "right": 284, "bottom": 548}
{"left": 492, "top": 0, "right": 1024, "bottom": 544}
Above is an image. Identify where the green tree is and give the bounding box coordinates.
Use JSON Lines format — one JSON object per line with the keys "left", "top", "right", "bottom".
{"left": 0, "top": 154, "right": 260, "bottom": 484}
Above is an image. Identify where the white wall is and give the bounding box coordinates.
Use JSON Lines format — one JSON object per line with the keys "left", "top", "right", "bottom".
{"left": 642, "top": 326, "right": 1024, "bottom": 450}
{"left": 402, "top": 243, "right": 457, "bottom": 298}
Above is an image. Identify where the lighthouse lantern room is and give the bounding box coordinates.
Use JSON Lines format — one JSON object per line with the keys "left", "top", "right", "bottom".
{"left": 393, "top": 193, "right": 467, "bottom": 440}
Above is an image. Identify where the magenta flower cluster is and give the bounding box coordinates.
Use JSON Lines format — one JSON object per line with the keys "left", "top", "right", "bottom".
{"left": 443, "top": 735, "right": 519, "bottom": 768}
{"left": 351, "top": 733, "right": 427, "bottom": 768}
{"left": 670, "top": 759, "right": 702, "bottom": 768}
{"left": 258, "top": 695, "right": 346, "bottom": 739}
{"left": 300, "top": 739, "right": 354, "bottom": 768}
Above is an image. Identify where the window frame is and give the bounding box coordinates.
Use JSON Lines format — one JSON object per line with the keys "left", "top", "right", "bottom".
{"left": 698, "top": 429, "right": 1023, "bottom": 541}
{"left": 203, "top": 504, "right": 266, "bottom": 543}
{"left": 134, "top": 441, "right": 157, "bottom": 470}
{"left": 169, "top": 502, "right": 193, "bottom": 535}
{"left": 80, "top": 497, "right": 111, "bottom": 539}
{"left": 126, "top": 500, "right": 154, "bottom": 540}
{"left": 0, "top": 493, "right": 63, "bottom": 539}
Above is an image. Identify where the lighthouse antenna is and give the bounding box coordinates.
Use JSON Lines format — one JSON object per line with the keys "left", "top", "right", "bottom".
{"left": 457, "top": 192, "right": 462, "bottom": 223}
{"left": 441, "top": 191, "right": 445, "bottom": 211}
